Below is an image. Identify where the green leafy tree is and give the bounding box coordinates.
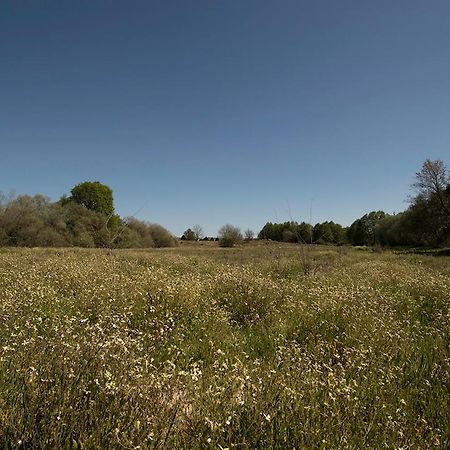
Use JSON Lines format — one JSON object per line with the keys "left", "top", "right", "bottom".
{"left": 258, "top": 221, "right": 301, "bottom": 242}
{"left": 182, "top": 228, "right": 196, "bottom": 241}
{"left": 297, "top": 222, "right": 313, "bottom": 243}
{"left": 70, "top": 181, "right": 114, "bottom": 216}
{"left": 313, "top": 222, "right": 334, "bottom": 244}
{"left": 329, "top": 222, "right": 347, "bottom": 244}
{"left": 348, "top": 211, "right": 387, "bottom": 246}
{"left": 0, "top": 188, "right": 178, "bottom": 249}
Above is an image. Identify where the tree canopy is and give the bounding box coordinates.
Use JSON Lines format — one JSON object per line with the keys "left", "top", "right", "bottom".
{"left": 182, "top": 228, "right": 196, "bottom": 241}
{"left": 70, "top": 181, "right": 114, "bottom": 216}
{"left": 0, "top": 188, "right": 176, "bottom": 249}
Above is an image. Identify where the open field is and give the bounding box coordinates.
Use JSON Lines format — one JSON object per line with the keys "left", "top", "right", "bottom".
{"left": 0, "top": 243, "right": 449, "bottom": 449}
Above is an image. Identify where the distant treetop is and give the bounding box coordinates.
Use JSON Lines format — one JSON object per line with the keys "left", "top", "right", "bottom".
{"left": 70, "top": 181, "right": 114, "bottom": 216}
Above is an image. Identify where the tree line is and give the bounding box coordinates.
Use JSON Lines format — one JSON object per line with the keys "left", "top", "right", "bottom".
{"left": 1, "top": 159, "right": 448, "bottom": 249}
{"left": 348, "top": 159, "right": 450, "bottom": 247}
{"left": 0, "top": 182, "right": 177, "bottom": 248}
{"left": 257, "top": 159, "right": 450, "bottom": 248}
{"left": 258, "top": 221, "right": 346, "bottom": 244}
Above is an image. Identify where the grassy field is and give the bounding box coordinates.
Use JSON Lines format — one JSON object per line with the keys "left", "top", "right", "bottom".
{"left": 0, "top": 243, "right": 449, "bottom": 449}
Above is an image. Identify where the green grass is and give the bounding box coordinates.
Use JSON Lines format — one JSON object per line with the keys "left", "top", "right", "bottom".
{"left": 0, "top": 243, "right": 449, "bottom": 448}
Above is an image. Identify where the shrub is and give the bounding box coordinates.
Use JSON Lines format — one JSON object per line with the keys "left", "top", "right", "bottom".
{"left": 126, "top": 218, "right": 155, "bottom": 247}
{"left": 218, "top": 224, "right": 243, "bottom": 247}
{"left": 0, "top": 194, "right": 177, "bottom": 249}
{"left": 125, "top": 219, "right": 177, "bottom": 248}
{"left": 146, "top": 223, "right": 177, "bottom": 248}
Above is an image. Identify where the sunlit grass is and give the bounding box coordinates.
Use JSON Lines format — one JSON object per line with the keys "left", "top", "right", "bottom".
{"left": 0, "top": 244, "right": 449, "bottom": 448}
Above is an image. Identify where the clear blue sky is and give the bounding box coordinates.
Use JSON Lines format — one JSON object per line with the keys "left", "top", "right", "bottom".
{"left": 1, "top": 1, "right": 450, "bottom": 236}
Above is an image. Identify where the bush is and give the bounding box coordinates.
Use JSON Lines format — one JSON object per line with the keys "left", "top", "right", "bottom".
{"left": 125, "top": 219, "right": 177, "bottom": 248}
{"left": 125, "top": 218, "right": 155, "bottom": 247}
{"left": 146, "top": 223, "right": 177, "bottom": 248}
{"left": 0, "top": 195, "right": 69, "bottom": 247}
{"left": 0, "top": 193, "right": 177, "bottom": 249}
{"left": 218, "top": 224, "right": 243, "bottom": 247}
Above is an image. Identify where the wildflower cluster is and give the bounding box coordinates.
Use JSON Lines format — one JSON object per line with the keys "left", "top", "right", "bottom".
{"left": 0, "top": 245, "right": 449, "bottom": 448}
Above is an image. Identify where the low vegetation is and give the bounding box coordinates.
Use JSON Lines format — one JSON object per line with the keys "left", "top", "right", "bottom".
{"left": 0, "top": 183, "right": 177, "bottom": 249}
{"left": 218, "top": 224, "right": 243, "bottom": 247}
{"left": 1, "top": 243, "right": 449, "bottom": 448}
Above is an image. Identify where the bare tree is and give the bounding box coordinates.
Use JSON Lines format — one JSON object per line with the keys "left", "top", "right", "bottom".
{"left": 412, "top": 159, "right": 450, "bottom": 219}
{"left": 192, "top": 224, "right": 204, "bottom": 241}
{"left": 218, "top": 224, "right": 242, "bottom": 247}
{"left": 244, "top": 229, "right": 254, "bottom": 241}
{"left": 0, "top": 190, "right": 15, "bottom": 209}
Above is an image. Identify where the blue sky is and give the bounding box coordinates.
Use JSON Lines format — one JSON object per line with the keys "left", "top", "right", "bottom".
{"left": 1, "top": 1, "right": 450, "bottom": 236}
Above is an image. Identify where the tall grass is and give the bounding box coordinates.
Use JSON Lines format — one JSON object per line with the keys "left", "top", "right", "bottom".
{"left": 0, "top": 245, "right": 449, "bottom": 448}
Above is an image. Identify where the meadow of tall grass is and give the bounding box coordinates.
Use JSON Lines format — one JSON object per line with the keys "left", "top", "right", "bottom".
{"left": 0, "top": 243, "right": 449, "bottom": 448}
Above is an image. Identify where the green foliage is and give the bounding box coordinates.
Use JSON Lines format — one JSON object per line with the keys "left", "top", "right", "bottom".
{"left": 182, "top": 228, "right": 196, "bottom": 241}
{"left": 146, "top": 223, "right": 177, "bottom": 248}
{"left": 258, "top": 221, "right": 345, "bottom": 245}
{"left": 257, "top": 159, "right": 449, "bottom": 249}
{"left": 297, "top": 222, "right": 313, "bottom": 243}
{"left": 0, "top": 245, "right": 449, "bottom": 448}
{"left": 348, "top": 211, "right": 387, "bottom": 246}
{"left": 0, "top": 193, "right": 176, "bottom": 249}
{"left": 0, "top": 195, "right": 68, "bottom": 247}
{"left": 70, "top": 181, "right": 114, "bottom": 216}
{"left": 258, "top": 221, "right": 298, "bottom": 241}
{"left": 114, "top": 218, "right": 176, "bottom": 248}
{"left": 123, "top": 217, "right": 155, "bottom": 247}
{"left": 348, "top": 160, "right": 450, "bottom": 248}
{"left": 313, "top": 221, "right": 341, "bottom": 244}
{"left": 2, "top": 159, "right": 449, "bottom": 251}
